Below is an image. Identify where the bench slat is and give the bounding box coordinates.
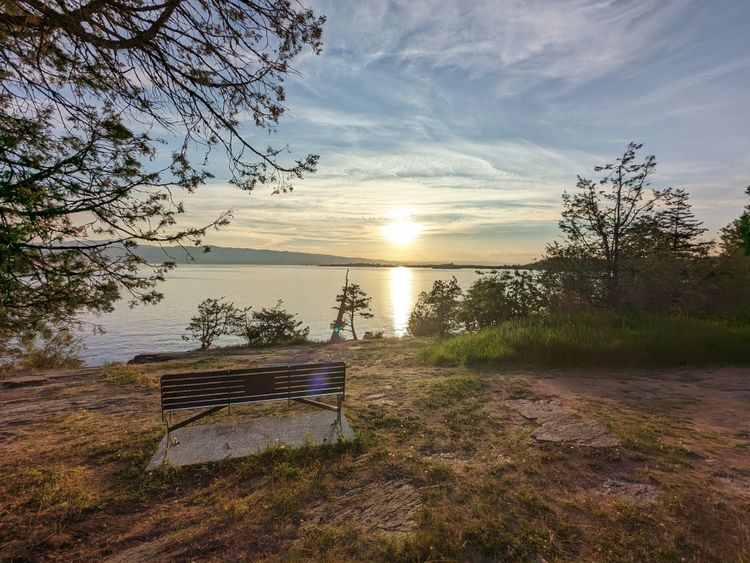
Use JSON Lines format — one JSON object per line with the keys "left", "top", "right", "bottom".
{"left": 160, "top": 362, "right": 346, "bottom": 414}
{"left": 161, "top": 362, "right": 345, "bottom": 381}
{"left": 162, "top": 381, "right": 344, "bottom": 404}
{"left": 162, "top": 387, "right": 344, "bottom": 411}
{"left": 162, "top": 381, "right": 345, "bottom": 406}
{"left": 160, "top": 378, "right": 345, "bottom": 397}
{"left": 161, "top": 381, "right": 242, "bottom": 393}
{"left": 161, "top": 364, "right": 344, "bottom": 385}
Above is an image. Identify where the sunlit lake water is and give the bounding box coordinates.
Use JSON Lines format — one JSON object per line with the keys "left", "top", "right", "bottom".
{"left": 80, "top": 265, "right": 484, "bottom": 365}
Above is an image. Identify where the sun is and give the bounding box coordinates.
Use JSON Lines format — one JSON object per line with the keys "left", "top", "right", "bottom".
{"left": 382, "top": 218, "right": 422, "bottom": 245}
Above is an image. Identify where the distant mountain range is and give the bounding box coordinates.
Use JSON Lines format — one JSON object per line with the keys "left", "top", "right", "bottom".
{"left": 114, "top": 243, "right": 537, "bottom": 269}
{"left": 129, "top": 244, "right": 380, "bottom": 266}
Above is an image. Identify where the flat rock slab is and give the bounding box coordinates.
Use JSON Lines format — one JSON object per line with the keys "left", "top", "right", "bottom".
{"left": 1, "top": 368, "right": 96, "bottom": 389}
{"left": 306, "top": 478, "right": 422, "bottom": 536}
{"left": 717, "top": 475, "right": 750, "bottom": 496}
{"left": 532, "top": 419, "right": 619, "bottom": 448}
{"left": 506, "top": 398, "right": 568, "bottom": 423}
{"left": 147, "top": 411, "right": 353, "bottom": 470}
{"left": 505, "top": 399, "right": 619, "bottom": 449}
{"left": 595, "top": 478, "right": 658, "bottom": 502}
{"left": 1, "top": 374, "right": 49, "bottom": 389}
{"left": 104, "top": 531, "right": 193, "bottom": 563}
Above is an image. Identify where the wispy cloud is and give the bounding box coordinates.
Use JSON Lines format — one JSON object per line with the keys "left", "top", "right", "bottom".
{"left": 169, "top": 0, "right": 750, "bottom": 262}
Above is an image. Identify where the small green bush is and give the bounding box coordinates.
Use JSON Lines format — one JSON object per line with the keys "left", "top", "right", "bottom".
{"left": 408, "top": 277, "right": 462, "bottom": 338}
{"left": 460, "top": 269, "right": 547, "bottom": 330}
{"left": 183, "top": 297, "right": 243, "bottom": 349}
{"left": 234, "top": 300, "right": 309, "bottom": 347}
{"left": 6, "top": 327, "right": 83, "bottom": 372}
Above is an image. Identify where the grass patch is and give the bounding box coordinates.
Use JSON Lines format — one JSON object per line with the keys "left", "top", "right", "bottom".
{"left": 352, "top": 404, "right": 423, "bottom": 435}
{"left": 503, "top": 377, "right": 537, "bottom": 399}
{"left": 585, "top": 403, "right": 695, "bottom": 465}
{"left": 103, "top": 363, "right": 158, "bottom": 388}
{"left": 575, "top": 500, "right": 686, "bottom": 561}
{"left": 444, "top": 406, "right": 488, "bottom": 437}
{"left": 15, "top": 466, "right": 100, "bottom": 528}
{"left": 421, "top": 461, "right": 455, "bottom": 484}
{"left": 423, "top": 375, "right": 483, "bottom": 407}
{"left": 424, "top": 313, "right": 750, "bottom": 368}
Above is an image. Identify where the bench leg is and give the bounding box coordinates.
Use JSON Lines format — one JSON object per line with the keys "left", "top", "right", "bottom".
{"left": 162, "top": 416, "right": 172, "bottom": 465}
{"left": 166, "top": 412, "right": 172, "bottom": 447}
{"left": 336, "top": 394, "right": 342, "bottom": 426}
{"left": 169, "top": 405, "right": 225, "bottom": 433}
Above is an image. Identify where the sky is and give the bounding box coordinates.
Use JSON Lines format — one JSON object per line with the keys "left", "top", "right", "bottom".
{"left": 182, "top": 0, "right": 750, "bottom": 264}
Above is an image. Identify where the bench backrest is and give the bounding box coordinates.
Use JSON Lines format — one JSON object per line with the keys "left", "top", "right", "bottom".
{"left": 160, "top": 362, "right": 346, "bottom": 413}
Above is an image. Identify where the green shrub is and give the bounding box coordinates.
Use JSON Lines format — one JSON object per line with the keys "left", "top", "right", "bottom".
{"left": 183, "top": 297, "right": 243, "bottom": 350}
{"left": 424, "top": 313, "right": 750, "bottom": 368}
{"left": 460, "top": 269, "right": 547, "bottom": 330}
{"left": 408, "top": 277, "right": 462, "bottom": 338}
{"left": 5, "top": 327, "right": 83, "bottom": 371}
{"left": 234, "top": 300, "right": 309, "bottom": 347}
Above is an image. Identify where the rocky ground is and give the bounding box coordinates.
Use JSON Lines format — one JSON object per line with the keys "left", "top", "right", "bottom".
{"left": 1, "top": 338, "right": 749, "bottom": 561}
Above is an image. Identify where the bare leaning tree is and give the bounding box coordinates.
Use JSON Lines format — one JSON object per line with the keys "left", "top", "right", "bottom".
{"left": 332, "top": 283, "right": 373, "bottom": 340}
{"left": 0, "top": 1, "right": 324, "bottom": 344}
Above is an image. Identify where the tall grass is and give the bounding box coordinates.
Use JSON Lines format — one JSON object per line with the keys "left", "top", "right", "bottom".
{"left": 424, "top": 313, "right": 750, "bottom": 368}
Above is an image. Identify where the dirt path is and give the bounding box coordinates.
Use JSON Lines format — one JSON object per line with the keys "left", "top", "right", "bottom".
{"left": 534, "top": 367, "right": 750, "bottom": 438}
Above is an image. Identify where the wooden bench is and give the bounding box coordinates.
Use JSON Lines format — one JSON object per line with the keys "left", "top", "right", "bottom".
{"left": 159, "top": 362, "right": 346, "bottom": 438}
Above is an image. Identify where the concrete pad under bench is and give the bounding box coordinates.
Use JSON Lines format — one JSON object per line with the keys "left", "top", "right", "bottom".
{"left": 147, "top": 411, "right": 354, "bottom": 470}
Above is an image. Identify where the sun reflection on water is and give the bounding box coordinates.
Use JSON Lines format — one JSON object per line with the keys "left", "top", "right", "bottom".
{"left": 390, "top": 266, "right": 412, "bottom": 337}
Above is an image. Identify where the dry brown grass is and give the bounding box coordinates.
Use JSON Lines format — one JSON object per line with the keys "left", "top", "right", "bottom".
{"left": 103, "top": 363, "right": 159, "bottom": 389}
{"left": 1, "top": 338, "right": 749, "bottom": 561}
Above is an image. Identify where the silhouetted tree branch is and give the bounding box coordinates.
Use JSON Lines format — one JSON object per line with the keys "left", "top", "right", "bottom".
{"left": 0, "top": 0, "right": 324, "bottom": 340}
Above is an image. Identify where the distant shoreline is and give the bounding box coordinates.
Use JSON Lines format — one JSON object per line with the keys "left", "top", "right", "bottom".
{"left": 317, "top": 262, "right": 537, "bottom": 270}
{"left": 124, "top": 243, "right": 540, "bottom": 269}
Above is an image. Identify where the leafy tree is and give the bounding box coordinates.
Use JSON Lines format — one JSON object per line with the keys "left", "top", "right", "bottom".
{"left": 609, "top": 188, "right": 713, "bottom": 314}
{"left": 332, "top": 283, "right": 373, "bottom": 340}
{"left": 708, "top": 186, "right": 750, "bottom": 320}
{"left": 720, "top": 186, "right": 750, "bottom": 256}
{"left": 654, "top": 188, "right": 711, "bottom": 256}
{"left": 0, "top": 1, "right": 324, "bottom": 343}
{"left": 183, "top": 298, "right": 243, "bottom": 350}
{"left": 234, "top": 300, "right": 309, "bottom": 347}
{"left": 408, "top": 277, "right": 462, "bottom": 338}
{"left": 543, "top": 143, "right": 721, "bottom": 314}
{"left": 460, "top": 270, "right": 546, "bottom": 331}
